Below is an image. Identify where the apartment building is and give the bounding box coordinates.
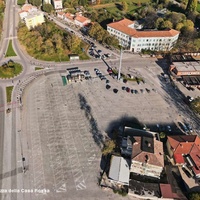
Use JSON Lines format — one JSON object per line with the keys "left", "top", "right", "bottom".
{"left": 25, "top": 11, "right": 45, "bottom": 30}
{"left": 107, "top": 18, "right": 180, "bottom": 53}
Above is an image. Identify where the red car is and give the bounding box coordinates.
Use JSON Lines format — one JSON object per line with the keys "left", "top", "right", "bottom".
{"left": 126, "top": 87, "right": 130, "bottom": 93}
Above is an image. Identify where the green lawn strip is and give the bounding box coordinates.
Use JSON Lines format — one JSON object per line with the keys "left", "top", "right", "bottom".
{"left": 35, "top": 67, "right": 44, "bottom": 70}
{"left": 5, "top": 40, "right": 17, "bottom": 57}
{"left": 6, "top": 86, "right": 14, "bottom": 103}
{"left": 0, "top": 62, "right": 23, "bottom": 78}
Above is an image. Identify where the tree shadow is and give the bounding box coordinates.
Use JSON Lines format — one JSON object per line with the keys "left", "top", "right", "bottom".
{"left": 78, "top": 93, "right": 104, "bottom": 149}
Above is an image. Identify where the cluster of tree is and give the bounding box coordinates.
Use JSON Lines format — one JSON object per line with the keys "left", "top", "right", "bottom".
{"left": 42, "top": 3, "right": 53, "bottom": 13}
{"left": 28, "top": 0, "right": 42, "bottom": 7}
{"left": 17, "top": 21, "right": 87, "bottom": 61}
{"left": 88, "top": 22, "right": 119, "bottom": 47}
{"left": 188, "top": 192, "right": 200, "bottom": 200}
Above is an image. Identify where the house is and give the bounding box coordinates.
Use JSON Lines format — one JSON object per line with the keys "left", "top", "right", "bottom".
{"left": 166, "top": 135, "right": 200, "bottom": 178}
{"left": 19, "top": 10, "right": 28, "bottom": 20}
{"left": 57, "top": 11, "right": 65, "bottom": 20}
{"left": 52, "top": 0, "right": 63, "bottom": 10}
{"left": 21, "top": 4, "right": 37, "bottom": 13}
{"left": 63, "top": 13, "right": 74, "bottom": 24}
{"left": 107, "top": 18, "right": 180, "bottom": 53}
{"left": 74, "top": 14, "right": 91, "bottom": 27}
{"left": 19, "top": 4, "right": 45, "bottom": 30}
{"left": 108, "top": 155, "right": 130, "bottom": 186}
{"left": 24, "top": 11, "right": 45, "bottom": 30}
{"left": 43, "top": 0, "right": 51, "bottom": 4}
{"left": 131, "top": 135, "right": 164, "bottom": 179}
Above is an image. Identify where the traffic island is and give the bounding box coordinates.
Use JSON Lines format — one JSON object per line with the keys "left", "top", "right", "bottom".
{"left": 0, "top": 60, "right": 23, "bottom": 79}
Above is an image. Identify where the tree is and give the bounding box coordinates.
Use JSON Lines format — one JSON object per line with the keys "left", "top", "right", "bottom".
{"left": 176, "top": 22, "right": 184, "bottom": 30}
{"left": 31, "top": 0, "right": 42, "bottom": 7}
{"left": 102, "top": 140, "right": 115, "bottom": 156}
{"left": 188, "top": 192, "right": 200, "bottom": 200}
{"left": 121, "top": 1, "right": 128, "bottom": 11}
{"left": 166, "top": 12, "right": 186, "bottom": 28}
{"left": 186, "top": 0, "right": 197, "bottom": 13}
{"left": 17, "top": 0, "right": 26, "bottom": 5}
{"left": 42, "top": 3, "right": 53, "bottom": 13}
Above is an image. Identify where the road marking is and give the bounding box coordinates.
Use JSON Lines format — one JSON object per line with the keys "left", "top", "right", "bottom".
{"left": 56, "top": 183, "right": 67, "bottom": 193}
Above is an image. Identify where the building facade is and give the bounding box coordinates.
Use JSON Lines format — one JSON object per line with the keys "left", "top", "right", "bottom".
{"left": 107, "top": 18, "right": 180, "bottom": 53}
{"left": 53, "top": 0, "right": 62, "bottom": 10}
{"left": 25, "top": 11, "right": 45, "bottom": 30}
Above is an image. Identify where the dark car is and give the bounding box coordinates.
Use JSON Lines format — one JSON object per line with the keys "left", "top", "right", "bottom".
{"left": 97, "top": 50, "right": 102, "bottom": 53}
{"left": 107, "top": 68, "right": 113, "bottom": 74}
{"left": 126, "top": 87, "right": 130, "bottom": 93}
{"left": 135, "top": 90, "right": 139, "bottom": 94}
{"left": 140, "top": 89, "right": 144, "bottom": 93}
{"left": 106, "top": 84, "right": 111, "bottom": 89}
{"left": 131, "top": 89, "right": 134, "bottom": 94}
{"left": 113, "top": 89, "right": 118, "bottom": 93}
{"left": 185, "top": 123, "right": 193, "bottom": 132}
{"left": 122, "top": 86, "right": 126, "bottom": 90}
{"left": 106, "top": 79, "right": 110, "bottom": 84}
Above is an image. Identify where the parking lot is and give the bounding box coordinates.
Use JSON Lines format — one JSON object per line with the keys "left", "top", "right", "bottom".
{"left": 19, "top": 61, "right": 190, "bottom": 200}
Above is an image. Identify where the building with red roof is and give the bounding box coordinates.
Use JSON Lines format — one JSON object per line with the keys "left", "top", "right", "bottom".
{"left": 167, "top": 135, "right": 200, "bottom": 178}
{"left": 107, "top": 18, "right": 180, "bottom": 53}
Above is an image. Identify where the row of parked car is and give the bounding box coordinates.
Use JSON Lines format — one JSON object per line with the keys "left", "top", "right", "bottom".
{"left": 121, "top": 86, "right": 157, "bottom": 94}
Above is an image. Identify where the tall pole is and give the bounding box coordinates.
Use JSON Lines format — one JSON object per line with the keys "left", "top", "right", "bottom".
{"left": 118, "top": 47, "right": 123, "bottom": 80}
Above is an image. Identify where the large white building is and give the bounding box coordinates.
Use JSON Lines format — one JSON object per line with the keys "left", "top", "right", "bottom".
{"left": 52, "top": 0, "right": 62, "bottom": 10}
{"left": 107, "top": 18, "right": 180, "bottom": 53}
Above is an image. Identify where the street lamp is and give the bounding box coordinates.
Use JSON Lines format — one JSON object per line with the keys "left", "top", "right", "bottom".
{"left": 118, "top": 41, "right": 125, "bottom": 80}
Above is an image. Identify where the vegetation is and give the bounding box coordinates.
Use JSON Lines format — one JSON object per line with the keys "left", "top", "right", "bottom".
{"left": 5, "top": 40, "right": 17, "bottom": 57}
{"left": 6, "top": 86, "right": 14, "bottom": 103}
{"left": 102, "top": 140, "right": 115, "bottom": 156}
{"left": 42, "top": 3, "right": 53, "bottom": 13}
{"left": 35, "top": 67, "right": 44, "bottom": 70}
{"left": 0, "top": 61, "right": 23, "bottom": 78}
{"left": 17, "top": 0, "right": 26, "bottom": 5}
{"left": 190, "top": 97, "right": 200, "bottom": 114}
{"left": 28, "top": 0, "right": 42, "bottom": 7}
{"left": 188, "top": 192, "right": 200, "bottom": 200}
{"left": 17, "top": 21, "right": 89, "bottom": 61}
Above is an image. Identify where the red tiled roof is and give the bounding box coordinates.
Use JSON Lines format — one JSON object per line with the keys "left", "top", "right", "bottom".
{"left": 107, "top": 18, "right": 179, "bottom": 38}
{"left": 174, "top": 153, "right": 185, "bottom": 164}
{"left": 57, "top": 11, "right": 64, "bottom": 16}
{"left": 168, "top": 135, "right": 200, "bottom": 175}
{"left": 75, "top": 15, "right": 89, "bottom": 23}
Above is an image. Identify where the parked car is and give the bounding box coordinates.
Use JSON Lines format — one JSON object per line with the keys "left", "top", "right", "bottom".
{"left": 106, "top": 84, "right": 111, "bottom": 89}
{"left": 135, "top": 90, "right": 139, "bottom": 94}
{"left": 113, "top": 89, "right": 118, "bottom": 93}
{"left": 106, "top": 79, "right": 110, "bottom": 84}
{"left": 140, "top": 89, "right": 144, "bottom": 93}
{"left": 126, "top": 87, "right": 130, "bottom": 93}
{"left": 152, "top": 88, "right": 157, "bottom": 93}
{"left": 185, "top": 123, "right": 193, "bottom": 132}
{"left": 107, "top": 68, "right": 112, "bottom": 74}
{"left": 167, "top": 125, "right": 171, "bottom": 132}
{"left": 122, "top": 86, "right": 126, "bottom": 90}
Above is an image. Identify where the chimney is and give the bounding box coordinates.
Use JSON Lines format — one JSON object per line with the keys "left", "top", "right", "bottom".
{"left": 148, "top": 142, "right": 151, "bottom": 148}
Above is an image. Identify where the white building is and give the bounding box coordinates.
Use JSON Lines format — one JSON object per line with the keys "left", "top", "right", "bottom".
{"left": 107, "top": 18, "right": 180, "bottom": 53}
{"left": 43, "top": 0, "right": 51, "bottom": 4}
{"left": 53, "top": 0, "right": 62, "bottom": 10}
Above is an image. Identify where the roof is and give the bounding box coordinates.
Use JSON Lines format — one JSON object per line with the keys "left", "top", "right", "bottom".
{"left": 21, "top": 4, "right": 37, "bottom": 12}
{"left": 168, "top": 135, "right": 200, "bottom": 175}
{"left": 132, "top": 136, "right": 164, "bottom": 167}
{"left": 75, "top": 15, "right": 90, "bottom": 23}
{"left": 108, "top": 156, "right": 130, "bottom": 185}
{"left": 57, "top": 11, "right": 64, "bottom": 16}
{"left": 107, "top": 18, "right": 179, "bottom": 38}
{"left": 160, "top": 184, "right": 174, "bottom": 199}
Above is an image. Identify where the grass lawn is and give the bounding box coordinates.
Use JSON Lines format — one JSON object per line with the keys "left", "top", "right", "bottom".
{"left": 35, "top": 67, "right": 44, "bottom": 70}
{"left": 6, "top": 86, "right": 13, "bottom": 103}
{"left": 0, "top": 62, "right": 23, "bottom": 78}
{"left": 5, "top": 40, "right": 17, "bottom": 57}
